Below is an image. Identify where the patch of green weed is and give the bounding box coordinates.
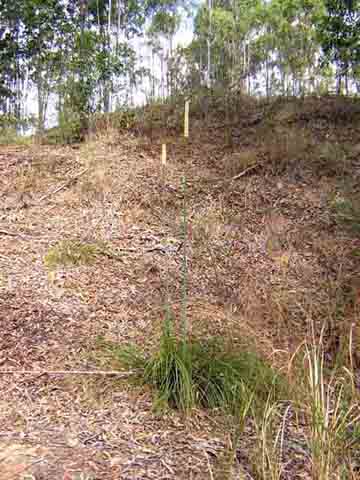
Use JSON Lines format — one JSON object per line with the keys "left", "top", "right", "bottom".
{"left": 332, "top": 196, "right": 360, "bottom": 234}
{"left": 44, "top": 240, "right": 99, "bottom": 268}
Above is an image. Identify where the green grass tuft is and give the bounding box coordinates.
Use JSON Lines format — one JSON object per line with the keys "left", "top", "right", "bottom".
{"left": 333, "top": 196, "right": 360, "bottom": 234}
{"left": 105, "top": 313, "right": 285, "bottom": 413}
{"left": 44, "top": 240, "right": 99, "bottom": 268}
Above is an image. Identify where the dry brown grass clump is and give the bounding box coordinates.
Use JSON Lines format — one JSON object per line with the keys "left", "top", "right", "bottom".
{"left": 221, "top": 149, "right": 258, "bottom": 177}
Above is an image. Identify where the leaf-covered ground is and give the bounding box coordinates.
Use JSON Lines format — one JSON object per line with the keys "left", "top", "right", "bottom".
{"left": 0, "top": 97, "right": 359, "bottom": 479}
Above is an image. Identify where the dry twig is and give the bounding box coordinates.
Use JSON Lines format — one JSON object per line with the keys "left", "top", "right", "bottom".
{"left": 0, "top": 369, "right": 137, "bottom": 377}
{"left": 230, "top": 163, "right": 261, "bottom": 181}
{"left": 0, "top": 229, "right": 28, "bottom": 239}
{"left": 38, "top": 167, "right": 89, "bottom": 203}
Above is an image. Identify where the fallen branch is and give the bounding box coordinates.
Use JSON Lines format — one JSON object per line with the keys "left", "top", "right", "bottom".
{"left": 38, "top": 167, "right": 89, "bottom": 203}
{"left": 230, "top": 162, "right": 260, "bottom": 180}
{"left": 214, "top": 163, "right": 261, "bottom": 187}
{"left": 212, "top": 114, "right": 264, "bottom": 131}
{"left": 0, "top": 369, "right": 137, "bottom": 377}
{"left": 0, "top": 229, "right": 28, "bottom": 239}
{"left": 0, "top": 431, "right": 24, "bottom": 437}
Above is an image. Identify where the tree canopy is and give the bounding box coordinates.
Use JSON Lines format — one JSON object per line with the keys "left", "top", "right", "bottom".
{"left": 0, "top": 0, "right": 358, "bottom": 131}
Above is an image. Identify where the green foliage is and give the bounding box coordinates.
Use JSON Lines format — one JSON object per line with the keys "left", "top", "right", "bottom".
{"left": 0, "top": 129, "right": 33, "bottom": 146}
{"left": 0, "top": 113, "right": 34, "bottom": 132}
{"left": 191, "top": 0, "right": 327, "bottom": 94}
{"left": 148, "top": 10, "right": 181, "bottom": 37}
{"left": 0, "top": 113, "right": 34, "bottom": 144}
{"left": 106, "top": 316, "right": 285, "bottom": 413}
{"left": 185, "top": 0, "right": 360, "bottom": 96}
{"left": 0, "top": 0, "right": 146, "bottom": 126}
{"left": 333, "top": 195, "right": 360, "bottom": 233}
{"left": 44, "top": 240, "right": 99, "bottom": 269}
{"left": 318, "top": 0, "right": 360, "bottom": 82}
{"left": 43, "top": 109, "right": 83, "bottom": 145}
{"left": 58, "top": 109, "right": 83, "bottom": 144}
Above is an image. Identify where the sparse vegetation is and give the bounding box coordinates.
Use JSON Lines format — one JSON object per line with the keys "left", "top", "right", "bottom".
{"left": 303, "top": 339, "right": 360, "bottom": 480}
{"left": 0, "top": 128, "right": 33, "bottom": 145}
{"left": 333, "top": 195, "right": 360, "bottom": 234}
{"left": 104, "top": 314, "right": 284, "bottom": 413}
{"left": 44, "top": 240, "right": 100, "bottom": 268}
{"left": 251, "top": 400, "right": 290, "bottom": 480}
{"left": 42, "top": 120, "right": 82, "bottom": 145}
{"left": 0, "top": 114, "right": 34, "bottom": 145}
{"left": 1, "top": 93, "right": 360, "bottom": 477}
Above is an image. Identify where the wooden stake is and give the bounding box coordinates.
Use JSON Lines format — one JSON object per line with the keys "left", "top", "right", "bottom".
{"left": 184, "top": 100, "right": 190, "bottom": 138}
{"left": 38, "top": 167, "right": 89, "bottom": 203}
{"left": 161, "top": 143, "right": 167, "bottom": 165}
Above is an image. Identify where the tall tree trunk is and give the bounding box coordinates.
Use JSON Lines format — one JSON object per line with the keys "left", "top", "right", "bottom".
{"left": 336, "top": 72, "right": 342, "bottom": 95}
{"left": 108, "top": 0, "right": 112, "bottom": 33}
{"left": 168, "top": 34, "right": 174, "bottom": 97}
{"left": 344, "top": 63, "right": 349, "bottom": 95}
{"left": 160, "top": 53, "right": 165, "bottom": 100}
{"left": 79, "top": 0, "right": 88, "bottom": 130}
{"left": 116, "top": 0, "right": 121, "bottom": 48}
{"left": 207, "top": 0, "right": 212, "bottom": 88}
{"left": 36, "top": 74, "right": 45, "bottom": 134}
{"left": 103, "top": 0, "right": 112, "bottom": 113}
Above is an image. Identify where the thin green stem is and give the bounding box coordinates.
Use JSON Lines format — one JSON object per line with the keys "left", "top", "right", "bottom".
{"left": 181, "top": 175, "right": 188, "bottom": 343}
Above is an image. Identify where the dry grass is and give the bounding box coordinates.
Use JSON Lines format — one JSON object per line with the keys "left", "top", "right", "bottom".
{"left": 221, "top": 150, "right": 258, "bottom": 178}
{"left": 258, "top": 122, "right": 355, "bottom": 179}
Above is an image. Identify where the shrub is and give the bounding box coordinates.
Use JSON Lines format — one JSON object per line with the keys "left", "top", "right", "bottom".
{"left": 261, "top": 127, "right": 313, "bottom": 175}
{"left": 313, "top": 141, "right": 350, "bottom": 177}
{"left": 92, "top": 110, "right": 136, "bottom": 132}
{"left": 0, "top": 113, "right": 35, "bottom": 145}
{"left": 0, "top": 128, "right": 33, "bottom": 145}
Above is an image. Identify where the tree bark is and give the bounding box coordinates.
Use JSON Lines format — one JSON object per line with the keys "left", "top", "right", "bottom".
{"left": 207, "top": 0, "right": 212, "bottom": 88}
{"left": 36, "top": 74, "right": 45, "bottom": 134}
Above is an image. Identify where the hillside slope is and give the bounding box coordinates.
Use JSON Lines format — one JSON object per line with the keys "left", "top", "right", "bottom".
{"left": 0, "top": 96, "right": 359, "bottom": 479}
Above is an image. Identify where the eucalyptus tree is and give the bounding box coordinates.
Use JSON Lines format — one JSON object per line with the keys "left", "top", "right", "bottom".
{"left": 147, "top": 10, "right": 181, "bottom": 98}
{"left": 185, "top": 0, "right": 358, "bottom": 97}
{"left": 192, "top": 0, "right": 262, "bottom": 92}
{"left": 0, "top": 0, "right": 189, "bottom": 130}
{"left": 318, "top": 0, "right": 360, "bottom": 93}
{"left": 255, "top": 0, "right": 326, "bottom": 96}
{"left": 0, "top": 0, "right": 74, "bottom": 130}
{"left": 0, "top": 0, "right": 26, "bottom": 118}
{"left": 22, "top": 0, "right": 73, "bottom": 132}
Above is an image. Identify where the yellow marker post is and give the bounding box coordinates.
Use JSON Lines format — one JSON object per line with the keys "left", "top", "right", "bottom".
{"left": 161, "top": 143, "right": 167, "bottom": 165}
{"left": 184, "top": 100, "right": 190, "bottom": 138}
